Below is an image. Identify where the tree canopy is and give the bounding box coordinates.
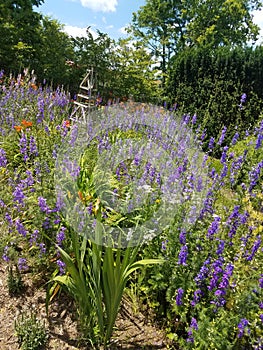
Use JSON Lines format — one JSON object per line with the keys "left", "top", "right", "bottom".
{"left": 129, "top": 0, "right": 263, "bottom": 76}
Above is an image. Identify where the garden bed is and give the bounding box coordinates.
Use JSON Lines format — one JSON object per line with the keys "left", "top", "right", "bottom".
{"left": 0, "top": 262, "right": 171, "bottom": 349}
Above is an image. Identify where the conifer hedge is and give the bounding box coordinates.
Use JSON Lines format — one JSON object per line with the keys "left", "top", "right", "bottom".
{"left": 166, "top": 46, "right": 263, "bottom": 151}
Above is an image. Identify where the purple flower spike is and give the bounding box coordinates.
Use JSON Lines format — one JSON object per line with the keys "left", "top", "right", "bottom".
{"left": 176, "top": 288, "right": 184, "bottom": 306}
{"left": 57, "top": 259, "right": 66, "bottom": 275}
{"left": 178, "top": 245, "right": 188, "bottom": 265}
{"left": 0, "top": 148, "right": 7, "bottom": 167}
{"left": 18, "top": 257, "right": 29, "bottom": 271}
{"left": 237, "top": 318, "right": 250, "bottom": 338}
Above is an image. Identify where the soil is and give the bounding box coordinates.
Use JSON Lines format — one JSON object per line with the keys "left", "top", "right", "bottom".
{"left": 0, "top": 263, "right": 174, "bottom": 349}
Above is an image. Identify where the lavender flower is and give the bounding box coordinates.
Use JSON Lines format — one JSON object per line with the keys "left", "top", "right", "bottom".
{"left": 178, "top": 244, "right": 188, "bottom": 265}
{"left": 248, "top": 160, "right": 263, "bottom": 193}
{"left": 208, "top": 137, "right": 215, "bottom": 151}
{"left": 218, "top": 126, "right": 227, "bottom": 146}
{"left": 247, "top": 236, "right": 261, "bottom": 261}
{"left": 57, "top": 259, "right": 66, "bottom": 275}
{"left": 255, "top": 133, "right": 263, "bottom": 150}
{"left": 208, "top": 257, "right": 224, "bottom": 291}
{"left": 19, "top": 132, "right": 29, "bottom": 162}
{"left": 179, "top": 229, "right": 187, "bottom": 244}
{"left": 87, "top": 202, "right": 93, "bottom": 215}
{"left": 15, "top": 219, "right": 27, "bottom": 236}
{"left": 38, "top": 196, "right": 49, "bottom": 213}
{"left": 259, "top": 275, "right": 263, "bottom": 288}
{"left": 216, "top": 240, "right": 225, "bottom": 255}
{"left": 220, "top": 146, "right": 229, "bottom": 164}
{"left": 237, "top": 318, "right": 250, "bottom": 338}
{"left": 29, "top": 135, "right": 38, "bottom": 156}
{"left": 0, "top": 148, "right": 7, "bottom": 167}
{"left": 231, "top": 132, "right": 239, "bottom": 145}
{"left": 190, "top": 317, "right": 198, "bottom": 330}
{"left": 218, "top": 263, "right": 234, "bottom": 290}
{"left": 240, "top": 93, "right": 247, "bottom": 103}
{"left": 187, "top": 317, "right": 198, "bottom": 343}
{"left": 13, "top": 185, "right": 26, "bottom": 206}
{"left": 207, "top": 216, "right": 221, "bottom": 239}
{"left": 56, "top": 226, "right": 66, "bottom": 246}
{"left": 191, "top": 289, "right": 203, "bottom": 307}
{"left": 42, "top": 217, "right": 52, "bottom": 230}
{"left": 30, "top": 229, "right": 39, "bottom": 246}
{"left": 161, "top": 239, "right": 168, "bottom": 250}
{"left": 176, "top": 288, "right": 184, "bottom": 306}
{"left": 39, "top": 242, "right": 46, "bottom": 255}
{"left": 192, "top": 114, "right": 197, "bottom": 124}
{"left": 2, "top": 246, "right": 10, "bottom": 262}
{"left": 194, "top": 257, "right": 211, "bottom": 286}
{"left": 18, "top": 257, "right": 29, "bottom": 271}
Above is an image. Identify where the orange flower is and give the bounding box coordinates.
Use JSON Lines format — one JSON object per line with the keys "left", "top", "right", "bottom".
{"left": 21, "top": 119, "right": 32, "bottom": 128}
{"left": 14, "top": 125, "right": 22, "bottom": 132}
{"left": 30, "top": 83, "right": 38, "bottom": 90}
{"left": 78, "top": 191, "right": 84, "bottom": 202}
{"left": 64, "top": 120, "right": 70, "bottom": 128}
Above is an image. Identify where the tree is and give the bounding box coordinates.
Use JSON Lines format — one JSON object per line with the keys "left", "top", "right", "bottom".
{"left": 72, "top": 30, "right": 159, "bottom": 102}
{"left": 129, "top": 0, "right": 263, "bottom": 77}
{"left": 72, "top": 29, "right": 116, "bottom": 98}
{"left": 187, "top": 0, "right": 262, "bottom": 47}
{"left": 129, "top": 0, "right": 189, "bottom": 78}
{"left": 34, "top": 16, "right": 76, "bottom": 89}
{"left": 111, "top": 38, "right": 160, "bottom": 102}
{"left": 0, "top": 0, "right": 44, "bottom": 72}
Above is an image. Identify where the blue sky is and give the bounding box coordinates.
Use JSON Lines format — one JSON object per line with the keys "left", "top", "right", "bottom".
{"left": 35, "top": 0, "right": 263, "bottom": 43}
{"left": 35, "top": 0, "right": 146, "bottom": 39}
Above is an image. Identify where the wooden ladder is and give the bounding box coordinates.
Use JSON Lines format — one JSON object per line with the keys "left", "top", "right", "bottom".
{"left": 71, "top": 67, "right": 97, "bottom": 121}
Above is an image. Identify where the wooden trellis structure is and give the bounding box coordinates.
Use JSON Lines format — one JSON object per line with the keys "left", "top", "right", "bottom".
{"left": 70, "top": 67, "right": 97, "bottom": 120}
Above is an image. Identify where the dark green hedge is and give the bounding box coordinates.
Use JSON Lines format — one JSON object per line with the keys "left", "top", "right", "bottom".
{"left": 166, "top": 46, "right": 263, "bottom": 152}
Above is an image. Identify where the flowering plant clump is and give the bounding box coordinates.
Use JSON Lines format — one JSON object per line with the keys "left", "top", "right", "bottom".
{"left": 0, "top": 71, "right": 71, "bottom": 273}
{"left": 139, "top": 115, "right": 263, "bottom": 349}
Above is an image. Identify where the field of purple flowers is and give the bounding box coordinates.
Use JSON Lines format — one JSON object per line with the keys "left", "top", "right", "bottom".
{"left": 0, "top": 71, "right": 262, "bottom": 349}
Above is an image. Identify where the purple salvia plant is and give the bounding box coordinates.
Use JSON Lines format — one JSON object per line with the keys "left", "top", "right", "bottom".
{"left": 178, "top": 244, "right": 188, "bottom": 266}
{"left": 237, "top": 318, "right": 250, "bottom": 338}
{"left": 19, "top": 132, "right": 28, "bottom": 162}
{"left": 186, "top": 317, "right": 198, "bottom": 343}
{"left": 0, "top": 148, "right": 7, "bottom": 167}
{"left": 18, "top": 257, "right": 29, "bottom": 271}
{"left": 206, "top": 216, "right": 221, "bottom": 239}
{"left": 56, "top": 226, "right": 66, "bottom": 247}
{"left": 176, "top": 288, "right": 184, "bottom": 306}
{"left": 218, "top": 126, "right": 227, "bottom": 146}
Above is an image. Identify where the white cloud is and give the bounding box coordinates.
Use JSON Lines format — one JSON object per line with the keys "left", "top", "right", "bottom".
{"left": 119, "top": 25, "right": 128, "bottom": 35}
{"left": 63, "top": 25, "right": 97, "bottom": 38}
{"left": 79, "top": 0, "right": 118, "bottom": 12}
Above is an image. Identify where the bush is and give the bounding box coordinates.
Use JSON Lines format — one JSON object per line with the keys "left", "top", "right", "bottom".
{"left": 15, "top": 312, "right": 48, "bottom": 350}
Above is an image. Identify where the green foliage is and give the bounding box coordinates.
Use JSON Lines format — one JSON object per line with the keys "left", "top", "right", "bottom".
{"left": 186, "top": 0, "right": 262, "bottom": 47}
{"left": 130, "top": 0, "right": 262, "bottom": 77}
{"left": 0, "top": 0, "right": 44, "bottom": 72}
{"left": 15, "top": 311, "right": 48, "bottom": 350}
{"left": 72, "top": 30, "right": 160, "bottom": 103}
{"left": 166, "top": 46, "right": 263, "bottom": 149}
{"left": 46, "top": 223, "right": 163, "bottom": 347}
{"left": 7, "top": 265, "right": 24, "bottom": 296}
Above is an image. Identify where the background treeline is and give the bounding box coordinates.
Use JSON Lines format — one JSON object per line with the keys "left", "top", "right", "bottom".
{"left": 166, "top": 45, "right": 263, "bottom": 150}
{"left": 0, "top": 1, "right": 160, "bottom": 103}
{"left": 1, "top": 0, "right": 263, "bottom": 135}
